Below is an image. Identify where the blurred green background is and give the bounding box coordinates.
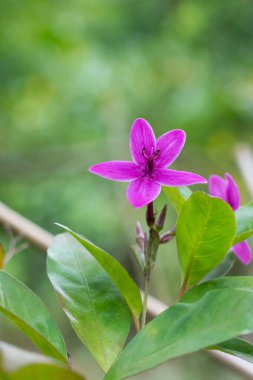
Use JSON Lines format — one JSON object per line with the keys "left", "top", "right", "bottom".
{"left": 1, "top": 0, "right": 253, "bottom": 378}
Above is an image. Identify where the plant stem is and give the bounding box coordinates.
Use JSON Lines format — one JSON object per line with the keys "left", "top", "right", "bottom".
{"left": 133, "top": 315, "right": 141, "bottom": 332}
{"left": 141, "top": 202, "right": 160, "bottom": 329}
{"left": 141, "top": 275, "right": 151, "bottom": 329}
{"left": 177, "top": 276, "right": 188, "bottom": 301}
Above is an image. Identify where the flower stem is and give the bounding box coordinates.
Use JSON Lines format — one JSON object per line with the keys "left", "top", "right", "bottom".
{"left": 177, "top": 276, "right": 188, "bottom": 301}
{"left": 133, "top": 314, "right": 141, "bottom": 332}
{"left": 141, "top": 202, "right": 160, "bottom": 329}
{"left": 141, "top": 276, "right": 151, "bottom": 329}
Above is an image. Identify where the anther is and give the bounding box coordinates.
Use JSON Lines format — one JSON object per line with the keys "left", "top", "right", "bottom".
{"left": 142, "top": 147, "right": 149, "bottom": 159}
{"left": 154, "top": 150, "right": 160, "bottom": 159}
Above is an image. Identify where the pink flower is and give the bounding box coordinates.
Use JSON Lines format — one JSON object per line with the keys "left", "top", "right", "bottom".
{"left": 209, "top": 173, "right": 252, "bottom": 265}
{"left": 89, "top": 118, "right": 206, "bottom": 208}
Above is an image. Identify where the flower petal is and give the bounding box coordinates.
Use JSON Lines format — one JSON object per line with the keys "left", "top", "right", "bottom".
{"left": 130, "top": 118, "right": 156, "bottom": 165}
{"left": 225, "top": 173, "right": 240, "bottom": 211}
{"left": 126, "top": 177, "right": 161, "bottom": 208}
{"left": 233, "top": 241, "right": 252, "bottom": 265}
{"left": 155, "top": 169, "right": 207, "bottom": 186}
{"left": 89, "top": 161, "right": 140, "bottom": 182}
{"left": 209, "top": 175, "right": 228, "bottom": 203}
{"left": 155, "top": 129, "right": 186, "bottom": 168}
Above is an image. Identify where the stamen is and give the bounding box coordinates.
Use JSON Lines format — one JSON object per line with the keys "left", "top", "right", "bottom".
{"left": 142, "top": 147, "right": 149, "bottom": 159}
{"left": 154, "top": 150, "right": 160, "bottom": 159}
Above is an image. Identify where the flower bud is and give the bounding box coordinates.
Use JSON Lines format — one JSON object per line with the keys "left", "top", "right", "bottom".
{"left": 146, "top": 202, "right": 155, "bottom": 227}
{"left": 136, "top": 221, "right": 144, "bottom": 250}
{"left": 155, "top": 205, "right": 167, "bottom": 231}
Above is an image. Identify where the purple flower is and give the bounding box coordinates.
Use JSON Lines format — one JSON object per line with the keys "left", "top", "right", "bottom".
{"left": 209, "top": 173, "right": 252, "bottom": 265}
{"left": 89, "top": 118, "right": 206, "bottom": 208}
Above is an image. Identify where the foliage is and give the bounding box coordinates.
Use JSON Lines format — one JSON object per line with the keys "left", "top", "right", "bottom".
{"left": 1, "top": 1, "right": 253, "bottom": 379}
{"left": 104, "top": 277, "right": 253, "bottom": 380}
{"left": 0, "top": 271, "right": 67, "bottom": 363}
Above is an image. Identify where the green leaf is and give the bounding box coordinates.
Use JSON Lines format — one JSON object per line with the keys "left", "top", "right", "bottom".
{"left": 104, "top": 277, "right": 253, "bottom": 380}
{"left": 47, "top": 233, "right": 131, "bottom": 372}
{"left": 9, "top": 364, "right": 86, "bottom": 380}
{"left": 163, "top": 186, "right": 192, "bottom": 213}
{"left": 200, "top": 252, "right": 235, "bottom": 283}
{"left": 234, "top": 204, "right": 253, "bottom": 244}
{"left": 55, "top": 224, "right": 142, "bottom": 320}
{"left": 176, "top": 192, "right": 236, "bottom": 288}
{"left": 0, "top": 271, "right": 67, "bottom": 363}
{"left": 212, "top": 338, "right": 253, "bottom": 364}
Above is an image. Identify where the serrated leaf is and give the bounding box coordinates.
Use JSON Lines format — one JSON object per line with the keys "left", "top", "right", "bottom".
{"left": 163, "top": 186, "right": 192, "bottom": 213}
{"left": 55, "top": 224, "right": 142, "bottom": 321}
{"left": 176, "top": 192, "right": 236, "bottom": 288}
{"left": 0, "top": 271, "right": 67, "bottom": 363}
{"left": 104, "top": 277, "right": 253, "bottom": 380}
{"left": 234, "top": 204, "right": 253, "bottom": 244}
{"left": 47, "top": 233, "right": 131, "bottom": 372}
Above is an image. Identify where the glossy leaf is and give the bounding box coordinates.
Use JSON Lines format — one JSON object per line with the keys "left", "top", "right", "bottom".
{"left": 163, "top": 186, "right": 192, "bottom": 213}
{"left": 200, "top": 252, "right": 235, "bottom": 283}
{"left": 104, "top": 277, "right": 253, "bottom": 380}
{"left": 47, "top": 233, "right": 131, "bottom": 372}
{"left": 176, "top": 192, "right": 236, "bottom": 288}
{"left": 0, "top": 271, "right": 67, "bottom": 363}
{"left": 56, "top": 224, "right": 142, "bottom": 320}
{"left": 234, "top": 204, "right": 253, "bottom": 244}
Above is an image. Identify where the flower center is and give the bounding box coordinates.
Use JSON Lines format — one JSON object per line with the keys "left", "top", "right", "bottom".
{"left": 142, "top": 147, "right": 160, "bottom": 177}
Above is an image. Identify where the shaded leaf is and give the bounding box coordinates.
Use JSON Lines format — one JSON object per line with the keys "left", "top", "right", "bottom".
{"left": 200, "top": 252, "right": 235, "bottom": 283}
{"left": 234, "top": 204, "right": 253, "bottom": 244}
{"left": 163, "top": 186, "right": 192, "bottom": 213}
{"left": 104, "top": 277, "right": 253, "bottom": 380}
{"left": 56, "top": 224, "right": 142, "bottom": 321}
{"left": 47, "top": 233, "right": 131, "bottom": 372}
{"left": 176, "top": 192, "right": 236, "bottom": 288}
{"left": 212, "top": 338, "right": 253, "bottom": 364}
{"left": 0, "top": 271, "right": 67, "bottom": 363}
